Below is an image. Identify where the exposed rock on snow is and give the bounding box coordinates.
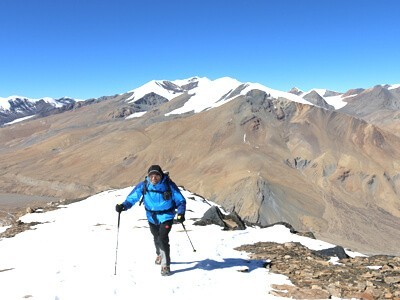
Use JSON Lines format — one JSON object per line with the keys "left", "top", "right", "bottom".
{"left": 237, "top": 241, "right": 400, "bottom": 299}
{"left": 193, "top": 205, "right": 246, "bottom": 230}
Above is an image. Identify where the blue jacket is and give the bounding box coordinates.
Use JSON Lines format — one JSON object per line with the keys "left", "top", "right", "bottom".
{"left": 122, "top": 175, "right": 186, "bottom": 225}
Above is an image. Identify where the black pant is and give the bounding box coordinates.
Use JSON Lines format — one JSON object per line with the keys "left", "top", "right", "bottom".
{"left": 149, "top": 219, "right": 173, "bottom": 266}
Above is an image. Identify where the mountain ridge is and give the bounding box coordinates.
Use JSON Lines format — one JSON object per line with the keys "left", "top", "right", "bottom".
{"left": 2, "top": 77, "right": 400, "bottom": 128}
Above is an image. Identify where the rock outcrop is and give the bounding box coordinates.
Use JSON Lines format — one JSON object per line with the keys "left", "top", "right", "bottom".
{"left": 236, "top": 241, "right": 400, "bottom": 299}
{"left": 193, "top": 206, "right": 246, "bottom": 230}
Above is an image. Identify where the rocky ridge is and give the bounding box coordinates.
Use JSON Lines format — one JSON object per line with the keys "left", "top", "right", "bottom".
{"left": 237, "top": 242, "right": 400, "bottom": 299}
{"left": 197, "top": 205, "right": 400, "bottom": 299}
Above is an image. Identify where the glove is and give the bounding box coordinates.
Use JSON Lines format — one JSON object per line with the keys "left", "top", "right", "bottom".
{"left": 115, "top": 204, "right": 126, "bottom": 213}
{"left": 177, "top": 214, "right": 185, "bottom": 223}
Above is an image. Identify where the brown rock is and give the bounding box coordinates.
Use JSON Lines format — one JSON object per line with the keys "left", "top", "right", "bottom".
{"left": 385, "top": 276, "right": 400, "bottom": 284}
{"left": 236, "top": 241, "right": 400, "bottom": 299}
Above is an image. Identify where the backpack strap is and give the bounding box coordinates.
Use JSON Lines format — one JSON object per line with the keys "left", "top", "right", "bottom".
{"left": 139, "top": 173, "right": 172, "bottom": 206}
{"left": 139, "top": 178, "right": 147, "bottom": 206}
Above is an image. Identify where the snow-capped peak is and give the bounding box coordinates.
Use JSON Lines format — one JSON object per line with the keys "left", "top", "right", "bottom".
{"left": 163, "top": 78, "right": 312, "bottom": 116}
{"left": 126, "top": 79, "right": 187, "bottom": 103}
{"left": 171, "top": 76, "right": 208, "bottom": 87}
{"left": 310, "top": 88, "right": 328, "bottom": 97}
{"left": 288, "top": 87, "right": 304, "bottom": 96}
{"left": 126, "top": 76, "right": 339, "bottom": 118}
{"left": 0, "top": 95, "right": 75, "bottom": 111}
{"left": 0, "top": 96, "right": 81, "bottom": 126}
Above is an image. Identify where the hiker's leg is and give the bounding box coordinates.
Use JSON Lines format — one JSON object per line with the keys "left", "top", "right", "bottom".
{"left": 149, "top": 222, "right": 161, "bottom": 256}
{"left": 158, "top": 219, "right": 173, "bottom": 266}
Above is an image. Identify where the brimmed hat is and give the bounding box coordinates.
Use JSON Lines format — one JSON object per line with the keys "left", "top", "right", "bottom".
{"left": 148, "top": 165, "right": 163, "bottom": 177}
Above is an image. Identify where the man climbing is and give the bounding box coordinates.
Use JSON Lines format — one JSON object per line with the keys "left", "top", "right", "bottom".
{"left": 115, "top": 164, "right": 186, "bottom": 276}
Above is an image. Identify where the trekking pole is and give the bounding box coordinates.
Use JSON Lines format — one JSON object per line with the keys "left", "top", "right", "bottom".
{"left": 114, "top": 211, "right": 121, "bottom": 275}
{"left": 181, "top": 223, "right": 196, "bottom": 252}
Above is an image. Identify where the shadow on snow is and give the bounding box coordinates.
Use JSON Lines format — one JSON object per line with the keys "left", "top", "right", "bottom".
{"left": 171, "top": 258, "right": 265, "bottom": 274}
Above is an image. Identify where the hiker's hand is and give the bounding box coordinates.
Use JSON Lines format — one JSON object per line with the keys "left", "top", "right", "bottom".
{"left": 115, "top": 204, "right": 126, "bottom": 213}
{"left": 177, "top": 214, "right": 185, "bottom": 223}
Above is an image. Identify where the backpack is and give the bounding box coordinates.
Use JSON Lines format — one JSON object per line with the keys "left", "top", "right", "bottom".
{"left": 139, "top": 172, "right": 172, "bottom": 206}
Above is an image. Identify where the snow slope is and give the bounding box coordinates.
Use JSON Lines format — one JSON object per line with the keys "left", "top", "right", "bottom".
{"left": 165, "top": 78, "right": 312, "bottom": 115}
{"left": 126, "top": 76, "right": 313, "bottom": 117}
{"left": 0, "top": 187, "right": 362, "bottom": 299}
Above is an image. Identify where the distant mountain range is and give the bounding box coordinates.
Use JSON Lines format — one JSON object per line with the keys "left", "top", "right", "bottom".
{"left": 2, "top": 78, "right": 399, "bottom": 127}
{"left": 1, "top": 77, "right": 400, "bottom": 256}
{"left": 0, "top": 95, "right": 118, "bottom": 126}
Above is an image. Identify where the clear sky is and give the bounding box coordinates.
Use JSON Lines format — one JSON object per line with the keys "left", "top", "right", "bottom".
{"left": 1, "top": 0, "right": 399, "bottom": 99}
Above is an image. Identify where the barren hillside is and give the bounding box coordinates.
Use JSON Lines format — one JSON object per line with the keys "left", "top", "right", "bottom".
{"left": 1, "top": 88, "right": 399, "bottom": 255}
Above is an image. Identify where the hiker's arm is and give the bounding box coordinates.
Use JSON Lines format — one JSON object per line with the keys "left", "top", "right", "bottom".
{"left": 123, "top": 182, "right": 145, "bottom": 209}
{"left": 171, "top": 182, "right": 186, "bottom": 214}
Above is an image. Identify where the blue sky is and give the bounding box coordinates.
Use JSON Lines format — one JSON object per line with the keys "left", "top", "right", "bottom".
{"left": 1, "top": 0, "right": 399, "bottom": 99}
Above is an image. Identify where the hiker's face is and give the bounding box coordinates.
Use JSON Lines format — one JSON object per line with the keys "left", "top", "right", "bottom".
{"left": 149, "top": 173, "right": 161, "bottom": 185}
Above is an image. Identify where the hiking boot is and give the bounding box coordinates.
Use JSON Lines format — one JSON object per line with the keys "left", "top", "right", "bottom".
{"left": 155, "top": 255, "right": 162, "bottom": 265}
{"left": 161, "top": 265, "right": 170, "bottom": 276}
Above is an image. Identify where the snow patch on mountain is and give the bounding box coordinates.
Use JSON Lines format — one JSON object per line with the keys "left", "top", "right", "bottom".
{"left": 0, "top": 97, "right": 12, "bottom": 110}
{"left": 295, "top": 88, "right": 351, "bottom": 110}
{"left": 388, "top": 83, "right": 400, "bottom": 90}
{"left": 125, "top": 111, "right": 147, "bottom": 119}
{"left": 125, "top": 77, "right": 315, "bottom": 117}
{"left": 167, "top": 77, "right": 244, "bottom": 114}
{"left": 4, "top": 115, "right": 36, "bottom": 125}
{"left": 164, "top": 77, "right": 312, "bottom": 115}
{"left": 126, "top": 80, "right": 184, "bottom": 103}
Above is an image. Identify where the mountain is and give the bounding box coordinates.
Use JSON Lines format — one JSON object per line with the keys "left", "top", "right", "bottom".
{"left": 0, "top": 77, "right": 269, "bottom": 124}
{"left": 0, "top": 95, "right": 119, "bottom": 126}
{"left": 338, "top": 84, "right": 400, "bottom": 137}
{"left": 0, "top": 77, "right": 399, "bottom": 256}
{"left": 0, "top": 96, "right": 76, "bottom": 125}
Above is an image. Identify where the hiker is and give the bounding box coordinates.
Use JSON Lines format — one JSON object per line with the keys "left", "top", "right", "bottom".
{"left": 115, "top": 164, "right": 186, "bottom": 276}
